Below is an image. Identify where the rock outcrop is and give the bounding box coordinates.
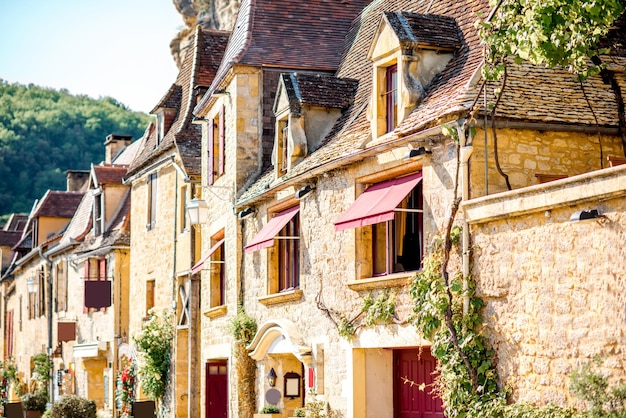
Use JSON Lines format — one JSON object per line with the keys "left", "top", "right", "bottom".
{"left": 170, "top": 0, "right": 240, "bottom": 67}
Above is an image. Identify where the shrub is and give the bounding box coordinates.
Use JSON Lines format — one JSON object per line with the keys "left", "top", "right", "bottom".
{"left": 21, "top": 390, "right": 48, "bottom": 412}
{"left": 260, "top": 405, "right": 280, "bottom": 413}
{"left": 294, "top": 407, "right": 306, "bottom": 417}
{"left": 50, "top": 395, "right": 96, "bottom": 418}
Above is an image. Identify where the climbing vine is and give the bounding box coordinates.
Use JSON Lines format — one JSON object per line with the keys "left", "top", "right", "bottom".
{"left": 477, "top": 0, "right": 625, "bottom": 80}
{"left": 229, "top": 306, "right": 257, "bottom": 418}
{"left": 134, "top": 309, "right": 174, "bottom": 414}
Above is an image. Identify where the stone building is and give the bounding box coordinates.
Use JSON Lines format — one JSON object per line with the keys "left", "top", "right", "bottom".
{"left": 0, "top": 134, "right": 138, "bottom": 415}
{"left": 1, "top": 182, "right": 86, "bottom": 401}
{"left": 124, "top": 25, "right": 229, "bottom": 418}
{"left": 190, "top": 0, "right": 626, "bottom": 417}
{"left": 191, "top": 1, "right": 370, "bottom": 416}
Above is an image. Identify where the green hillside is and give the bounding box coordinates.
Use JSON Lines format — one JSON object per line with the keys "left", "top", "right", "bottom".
{"left": 0, "top": 79, "right": 151, "bottom": 218}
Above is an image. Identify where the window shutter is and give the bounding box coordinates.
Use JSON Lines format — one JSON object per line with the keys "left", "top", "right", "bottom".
{"left": 218, "top": 106, "right": 225, "bottom": 175}
{"left": 84, "top": 260, "right": 90, "bottom": 280}
{"left": 98, "top": 258, "right": 107, "bottom": 280}
{"left": 208, "top": 117, "right": 215, "bottom": 185}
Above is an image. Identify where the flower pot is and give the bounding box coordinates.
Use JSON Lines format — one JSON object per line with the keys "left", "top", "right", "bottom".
{"left": 25, "top": 411, "right": 43, "bottom": 418}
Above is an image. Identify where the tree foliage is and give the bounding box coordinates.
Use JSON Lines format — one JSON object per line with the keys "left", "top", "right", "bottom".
{"left": 0, "top": 79, "right": 150, "bottom": 216}
{"left": 478, "top": 0, "right": 626, "bottom": 79}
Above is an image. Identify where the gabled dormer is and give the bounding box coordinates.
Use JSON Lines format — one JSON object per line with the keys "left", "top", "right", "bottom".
{"left": 151, "top": 84, "right": 181, "bottom": 147}
{"left": 272, "top": 73, "right": 358, "bottom": 178}
{"left": 368, "top": 12, "right": 461, "bottom": 139}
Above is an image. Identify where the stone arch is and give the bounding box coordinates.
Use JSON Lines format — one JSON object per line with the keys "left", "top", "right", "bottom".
{"left": 247, "top": 319, "right": 312, "bottom": 367}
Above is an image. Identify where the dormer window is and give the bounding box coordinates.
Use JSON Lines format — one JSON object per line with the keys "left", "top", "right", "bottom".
{"left": 93, "top": 190, "right": 104, "bottom": 236}
{"left": 385, "top": 64, "right": 398, "bottom": 133}
{"left": 368, "top": 12, "right": 461, "bottom": 139}
{"left": 278, "top": 117, "right": 289, "bottom": 175}
{"left": 272, "top": 73, "right": 358, "bottom": 180}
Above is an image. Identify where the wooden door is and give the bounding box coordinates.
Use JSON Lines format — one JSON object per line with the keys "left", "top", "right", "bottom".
{"left": 206, "top": 361, "right": 228, "bottom": 418}
{"left": 394, "top": 348, "right": 443, "bottom": 418}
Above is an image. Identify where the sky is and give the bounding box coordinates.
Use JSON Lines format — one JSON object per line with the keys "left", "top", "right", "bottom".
{"left": 0, "top": 0, "right": 184, "bottom": 113}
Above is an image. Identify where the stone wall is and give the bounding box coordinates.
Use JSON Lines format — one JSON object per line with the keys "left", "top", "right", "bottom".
{"left": 466, "top": 165, "right": 626, "bottom": 407}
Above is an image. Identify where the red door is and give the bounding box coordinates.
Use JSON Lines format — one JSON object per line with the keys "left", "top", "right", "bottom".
{"left": 394, "top": 348, "right": 444, "bottom": 418}
{"left": 206, "top": 361, "right": 228, "bottom": 418}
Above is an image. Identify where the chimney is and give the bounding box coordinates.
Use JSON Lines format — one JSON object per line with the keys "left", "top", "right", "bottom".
{"left": 66, "top": 170, "right": 90, "bottom": 192}
{"left": 104, "top": 134, "right": 133, "bottom": 164}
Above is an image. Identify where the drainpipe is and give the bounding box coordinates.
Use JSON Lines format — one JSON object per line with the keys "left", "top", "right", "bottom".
{"left": 456, "top": 121, "right": 473, "bottom": 315}
{"left": 37, "top": 246, "right": 54, "bottom": 404}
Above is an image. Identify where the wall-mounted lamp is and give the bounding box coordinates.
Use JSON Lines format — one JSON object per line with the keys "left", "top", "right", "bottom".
{"left": 295, "top": 185, "right": 314, "bottom": 200}
{"left": 237, "top": 207, "right": 256, "bottom": 220}
{"left": 266, "top": 367, "right": 277, "bottom": 387}
{"left": 569, "top": 209, "right": 603, "bottom": 222}
{"left": 186, "top": 198, "right": 209, "bottom": 226}
{"left": 404, "top": 146, "right": 432, "bottom": 160}
{"left": 212, "top": 89, "right": 230, "bottom": 97}
{"left": 26, "top": 277, "right": 38, "bottom": 294}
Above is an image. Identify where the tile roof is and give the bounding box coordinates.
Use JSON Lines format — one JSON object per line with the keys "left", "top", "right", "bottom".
{"left": 384, "top": 12, "right": 462, "bottom": 50}
{"left": 76, "top": 190, "right": 131, "bottom": 252}
{"left": 2, "top": 214, "right": 27, "bottom": 232}
{"left": 31, "top": 190, "right": 85, "bottom": 219}
{"left": 57, "top": 192, "right": 94, "bottom": 248}
{"left": 111, "top": 138, "right": 141, "bottom": 166}
{"left": 127, "top": 27, "right": 230, "bottom": 179}
{"left": 0, "top": 231, "right": 21, "bottom": 247}
{"left": 279, "top": 73, "right": 359, "bottom": 115}
{"left": 239, "top": 0, "right": 626, "bottom": 205}
{"left": 92, "top": 165, "right": 128, "bottom": 185}
{"left": 194, "top": 0, "right": 371, "bottom": 115}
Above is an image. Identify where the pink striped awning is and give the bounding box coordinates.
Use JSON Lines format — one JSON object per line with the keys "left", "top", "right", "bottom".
{"left": 191, "top": 239, "right": 225, "bottom": 274}
{"left": 334, "top": 172, "right": 422, "bottom": 231}
{"left": 245, "top": 205, "right": 300, "bottom": 253}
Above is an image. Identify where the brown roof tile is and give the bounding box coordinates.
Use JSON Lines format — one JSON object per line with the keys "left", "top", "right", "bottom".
{"left": 194, "top": 0, "right": 370, "bottom": 115}
{"left": 93, "top": 165, "right": 128, "bottom": 185}
{"left": 31, "top": 191, "right": 85, "bottom": 219}
{"left": 384, "top": 12, "right": 461, "bottom": 50}
{"left": 127, "top": 27, "right": 230, "bottom": 178}
{"left": 280, "top": 73, "right": 359, "bottom": 115}
{"left": 0, "top": 231, "right": 21, "bottom": 247}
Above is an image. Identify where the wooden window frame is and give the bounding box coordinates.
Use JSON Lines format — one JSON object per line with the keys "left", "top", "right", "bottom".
{"left": 210, "top": 230, "right": 226, "bottom": 308}
{"left": 269, "top": 210, "right": 300, "bottom": 294}
{"left": 147, "top": 173, "right": 157, "bottom": 230}
{"left": 385, "top": 64, "right": 398, "bottom": 133}
{"left": 208, "top": 106, "right": 225, "bottom": 185}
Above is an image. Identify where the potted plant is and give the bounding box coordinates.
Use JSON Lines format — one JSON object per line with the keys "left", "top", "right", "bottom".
{"left": 21, "top": 390, "right": 47, "bottom": 418}
{"left": 253, "top": 404, "right": 281, "bottom": 417}
{"left": 292, "top": 407, "right": 306, "bottom": 417}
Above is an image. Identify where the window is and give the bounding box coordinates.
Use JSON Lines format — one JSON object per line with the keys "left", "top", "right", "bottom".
{"left": 38, "top": 267, "right": 46, "bottom": 317}
{"left": 278, "top": 118, "right": 289, "bottom": 175}
{"left": 146, "top": 279, "right": 155, "bottom": 316}
{"left": 55, "top": 260, "right": 68, "bottom": 312}
{"left": 180, "top": 185, "right": 188, "bottom": 233}
{"left": 147, "top": 173, "right": 157, "bottom": 230}
{"left": 277, "top": 212, "right": 299, "bottom": 291}
{"left": 6, "top": 310, "right": 13, "bottom": 358}
{"left": 334, "top": 172, "right": 423, "bottom": 278}
{"left": 210, "top": 231, "right": 225, "bottom": 308}
{"left": 208, "top": 106, "right": 225, "bottom": 185}
{"left": 385, "top": 64, "right": 398, "bottom": 133}
{"left": 372, "top": 185, "right": 422, "bottom": 275}
{"left": 93, "top": 191, "right": 103, "bottom": 236}
{"left": 84, "top": 258, "right": 111, "bottom": 311}
{"left": 245, "top": 205, "right": 301, "bottom": 296}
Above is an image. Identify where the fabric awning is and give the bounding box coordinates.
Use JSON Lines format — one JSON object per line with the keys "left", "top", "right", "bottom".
{"left": 191, "top": 239, "right": 225, "bottom": 274}
{"left": 334, "top": 172, "right": 422, "bottom": 231}
{"left": 245, "top": 206, "right": 300, "bottom": 253}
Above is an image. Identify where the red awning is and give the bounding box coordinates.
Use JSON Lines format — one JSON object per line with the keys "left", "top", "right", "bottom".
{"left": 191, "top": 239, "right": 225, "bottom": 274}
{"left": 245, "top": 205, "right": 300, "bottom": 253}
{"left": 334, "top": 172, "right": 422, "bottom": 231}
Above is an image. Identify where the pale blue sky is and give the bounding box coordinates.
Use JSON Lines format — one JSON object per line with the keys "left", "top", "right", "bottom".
{"left": 0, "top": 0, "right": 183, "bottom": 113}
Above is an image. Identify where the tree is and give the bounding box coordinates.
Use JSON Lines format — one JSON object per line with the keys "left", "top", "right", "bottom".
{"left": 478, "top": 0, "right": 625, "bottom": 79}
